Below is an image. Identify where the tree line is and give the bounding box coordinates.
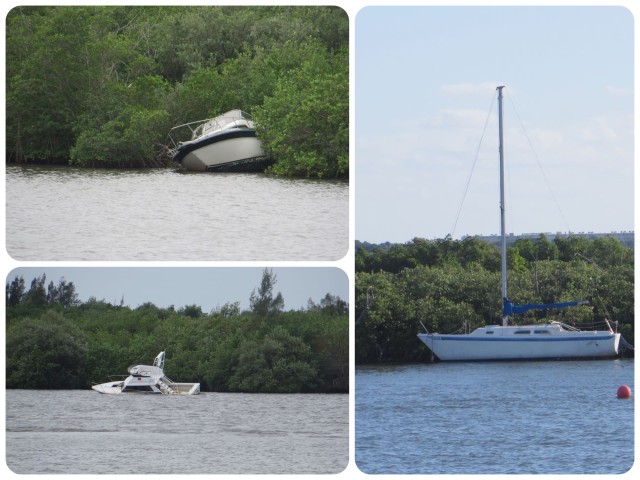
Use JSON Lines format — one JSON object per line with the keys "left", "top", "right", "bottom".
{"left": 355, "top": 234, "right": 634, "bottom": 363}
{"left": 6, "top": 6, "right": 348, "bottom": 178}
{"left": 5, "top": 270, "right": 348, "bottom": 393}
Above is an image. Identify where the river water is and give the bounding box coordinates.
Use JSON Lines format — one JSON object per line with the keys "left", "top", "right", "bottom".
{"left": 5, "top": 389, "right": 348, "bottom": 474}
{"left": 5, "top": 166, "right": 348, "bottom": 261}
{"left": 356, "top": 359, "right": 634, "bottom": 474}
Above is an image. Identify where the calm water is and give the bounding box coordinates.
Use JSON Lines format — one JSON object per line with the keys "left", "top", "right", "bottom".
{"left": 5, "top": 390, "right": 348, "bottom": 474}
{"left": 356, "top": 359, "right": 634, "bottom": 474}
{"left": 5, "top": 166, "right": 348, "bottom": 261}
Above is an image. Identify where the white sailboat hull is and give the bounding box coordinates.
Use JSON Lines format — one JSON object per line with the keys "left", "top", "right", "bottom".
{"left": 418, "top": 328, "right": 621, "bottom": 361}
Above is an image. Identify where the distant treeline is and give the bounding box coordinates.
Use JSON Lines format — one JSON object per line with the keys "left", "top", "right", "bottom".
{"left": 355, "top": 234, "right": 634, "bottom": 363}
{"left": 6, "top": 6, "right": 348, "bottom": 178}
{"left": 5, "top": 270, "right": 348, "bottom": 393}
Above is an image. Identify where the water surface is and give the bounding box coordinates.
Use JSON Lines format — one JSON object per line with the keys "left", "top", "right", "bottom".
{"left": 356, "top": 360, "right": 634, "bottom": 474}
{"left": 6, "top": 166, "right": 348, "bottom": 261}
{"left": 5, "top": 389, "right": 348, "bottom": 474}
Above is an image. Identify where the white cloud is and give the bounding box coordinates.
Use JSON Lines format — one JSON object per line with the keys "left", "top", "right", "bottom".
{"left": 357, "top": 103, "right": 633, "bottom": 242}
{"left": 604, "top": 85, "right": 633, "bottom": 97}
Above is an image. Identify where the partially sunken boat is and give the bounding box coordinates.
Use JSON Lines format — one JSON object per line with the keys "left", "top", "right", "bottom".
{"left": 92, "top": 351, "right": 200, "bottom": 395}
{"left": 168, "top": 109, "right": 271, "bottom": 172}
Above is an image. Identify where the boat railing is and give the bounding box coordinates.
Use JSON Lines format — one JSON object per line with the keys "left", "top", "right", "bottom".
{"left": 552, "top": 319, "right": 617, "bottom": 333}
{"left": 165, "top": 119, "right": 211, "bottom": 152}
{"left": 165, "top": 112, "right": 254, "bottom": 152}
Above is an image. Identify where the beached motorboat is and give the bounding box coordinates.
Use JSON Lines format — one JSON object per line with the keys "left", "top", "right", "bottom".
{"left": 417, "top": 86, "right": 621, "bottom": 361}
{"left": 168, "top": 109, "right": 271, "bottom": 172}
{"left": 92, "top": 351, "right": 200, "bottom": 395}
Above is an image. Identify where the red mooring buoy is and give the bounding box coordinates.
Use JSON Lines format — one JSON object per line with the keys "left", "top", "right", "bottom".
{"left": 617, "top": 385, "right": 632, "bottom": 399}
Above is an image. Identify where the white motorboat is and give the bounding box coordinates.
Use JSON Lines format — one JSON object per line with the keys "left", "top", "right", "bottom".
{"left": 92, "top": 351, "right": 200, "bottom": 395}
{"left": 417, "top": 86, "right": 621, "bottom": 361}
{"left": 169, "top": 109, "right": 271, "bottom": 172}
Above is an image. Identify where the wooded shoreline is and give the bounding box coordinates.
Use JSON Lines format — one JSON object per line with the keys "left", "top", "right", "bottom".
{"left": 6, "top": 6, "right": 348, "bottom": 178}
{"left": 6, "top": 270, "right": 349, "bottom": 393}
{"left": 356, "top": 234, "right": 634, "bottom": 364}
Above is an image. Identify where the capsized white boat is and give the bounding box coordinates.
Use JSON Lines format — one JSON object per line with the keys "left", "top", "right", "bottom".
{"left": 92, "top": 351, "right": 200, "bottom": 395}
{"left": 417, "top": 86, "right": 621, "bottom": 361}
{"left": 168, "top": 109, "right": 272, "bottom": 172}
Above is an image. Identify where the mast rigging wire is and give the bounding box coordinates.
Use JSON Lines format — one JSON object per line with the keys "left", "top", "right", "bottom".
{"left": 450, "top": 93, "right": 497, "bottom": 237}
{"left": 506, "top": 93, "right": 572, "bottom": 233}
{"left": 451, "top": 89, "right": 573, "bottom": 237}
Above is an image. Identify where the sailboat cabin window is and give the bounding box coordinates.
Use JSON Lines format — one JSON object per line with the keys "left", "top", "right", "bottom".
{"left": 485, "top": 331, "right": 494, "bottom": 334}
{"left": 514, "top": 330, "right": 531, "bottom": 334}
{"left": 534, "top": 330, "right": 551, "bottom": 334}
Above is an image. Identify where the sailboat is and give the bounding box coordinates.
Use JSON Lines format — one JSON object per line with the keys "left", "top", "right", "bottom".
{"left": 417, "top": 86, "right": 621, "bottom": 361}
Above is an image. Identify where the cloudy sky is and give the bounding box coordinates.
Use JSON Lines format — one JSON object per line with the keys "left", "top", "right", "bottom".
{"left": 7, "top": 267, "right": 348, "bottom": 312}
{"left": 355, "top": 5, "right": 634, "bottom": 243}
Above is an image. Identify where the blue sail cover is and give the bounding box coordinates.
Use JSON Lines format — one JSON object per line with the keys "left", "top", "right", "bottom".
{"left": 503, "top": 298, "right": 588, "bottom": 316}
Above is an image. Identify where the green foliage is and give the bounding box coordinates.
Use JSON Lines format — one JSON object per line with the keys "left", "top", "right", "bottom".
{"left": 6, "top": 311, "right": 88, "bottom": 389}
{"left": 6, "top": 6, "right": 349, "bottom": 177}
{"left": 70, "top": 74, "right": 172, "bottom": 167}
{"left": 357, "top": 236, "right": 502, "bottom": 274}
{"left": 254, "top": 42, "right": 349, "bottom": 178}
{"left": 6, "top": 7, "right": 93, "bottom": 163}
{"left": 250, "top": 268, "right": 284, "bottom": 318}
{"left": 228, "top": 326, "right": 318, "bottom": 393}
{"left": 5, "top": 274, "right": 80, "bottom": 311}
{"left": 6, "top": 276, "right": 26, "bottom": 307}
{"left": 355, "top": 235, "right": 634, "bottom": 363}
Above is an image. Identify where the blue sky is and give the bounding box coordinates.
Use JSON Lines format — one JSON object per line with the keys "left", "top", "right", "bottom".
{"left": 6, "top": 267, "right": 348, "bottom": 312}
{"left": 356, "top": 5, "right": 634, "bottom": 243}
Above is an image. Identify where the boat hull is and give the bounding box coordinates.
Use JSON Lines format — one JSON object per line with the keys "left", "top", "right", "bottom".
{"left": 92, "top": 352, "right": 201, "bottom": 394}
{"left": 92, "top": 382, "right": 127, "bottom": 394}
{"left": 91, "top": 381, "right": 200, "bottom": 395}
{"left": 174, "top": 129, "right": 268, "bottom": 172}
{"left": 418, "top": 331, "right": 621, "bottom": 361}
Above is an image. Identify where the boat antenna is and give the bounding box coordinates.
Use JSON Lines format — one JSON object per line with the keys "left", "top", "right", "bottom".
{"left": 497, "top": 86, "right": 508, "bottom": 326}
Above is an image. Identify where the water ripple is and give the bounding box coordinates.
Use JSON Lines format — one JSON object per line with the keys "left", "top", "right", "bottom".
{"left": 6, "top": 389, "right": 348, "bottom": 474}
{"left": 6, "top": 166, "right": 348, "bottom": 261}
{"left": 356, "top": 360, "right": 634, "bottom": 474}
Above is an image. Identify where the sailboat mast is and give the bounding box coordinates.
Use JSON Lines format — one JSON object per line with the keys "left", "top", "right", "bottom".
{"left": 497, "top": 86, "right": 508, "bottom": 326}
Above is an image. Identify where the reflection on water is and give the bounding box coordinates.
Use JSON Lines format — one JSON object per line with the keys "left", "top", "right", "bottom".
{"left": 6, "top": 166, "right": 348, "bottom": 261}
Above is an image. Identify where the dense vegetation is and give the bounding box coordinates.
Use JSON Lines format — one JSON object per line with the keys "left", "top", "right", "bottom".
{"left": 5, "top": 270, "right": 348, "bottom": 392}
{"left": 355, "top": 234, "right": 634, "bottom": 363}
{"left": 6, "top": 6, "right": 348, "bottom": 178}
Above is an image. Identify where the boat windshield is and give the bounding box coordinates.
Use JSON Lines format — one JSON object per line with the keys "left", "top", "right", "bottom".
{"left": 197, "top": 112, "right": 252, "bottom": 138}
